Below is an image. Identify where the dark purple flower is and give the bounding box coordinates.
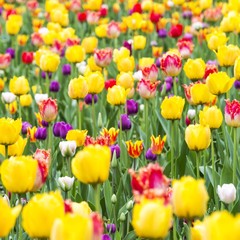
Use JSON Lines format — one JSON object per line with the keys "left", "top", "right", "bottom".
{"left": 35, "top": 127, "right": 47, "bottom": 140}
{"left": 110, "top": 144, "right": 120, "bottom": 159}
{"left": 158, "top": 29, "right": 167, "bottom": 38}
{"left": 155, "top": 58, "right": 160, "bottom": 68}
{"left": 234, "top": 80, "right": 240, "bottom": 89}
{"left": 159, "top": 82, "right": 172, "bottom": 93}
{"left": 50, "top": 80, "right": 60, "bottom": 92}
{"left": 123, "top": 41, "right": 132, "bottom": 55}
{"left": 22, "top": 121, "right": 32, "bottom": 134}
{"left": 84, "top": 94, "right": 98, "bottom": 105}
{"left": 6, "top": 48, "right": 15, "bottom": 59}
{"left": 182, "top": 10, "right": 192, "bottom": 19}
{"left": 106, "top": 223, "right": 116, "bottom": 234}
{"left": 126, "top": 99, "right": 138, "bottom": 115}
{"left": 145, "top": 148, "right": 157, "bottom": 161}
{"left": 62, "top": 64, "right": 71, "bottom": 75}
{"left": 0, "top": 8, "right": 2, "bottom": 16}
{"left": 41, "top": 71, "right": 52, "bottom": 79}
{"left": 41, "top": 120, "right": 49, "bottom": 127}
{"left": 53, "top": 122, "right": 72, "bottom": 139}
{"left": 102, "top": 234, "right": 111, "bottom": 240}
{"left": 118, "top": 114, "right": 131, "bottom": 131}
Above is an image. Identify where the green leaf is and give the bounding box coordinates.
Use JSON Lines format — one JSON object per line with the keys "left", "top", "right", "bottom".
{"left": 220, "top": 160, "right": 233, "bottom": 185}
{"left": 103, "top": 180, "right": 113, "bottom": 218}
{"left": 124, "top": 231, "right": 136, "bottom": 240}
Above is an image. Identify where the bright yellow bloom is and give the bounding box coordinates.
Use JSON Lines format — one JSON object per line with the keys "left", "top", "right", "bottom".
{"left": 185, "top": 124, "right": 211, "bottom": 151}
{"left": 50, "top": 9, "right": 69, "bottom": 27}
{"left": 107, "top": 85, "right": 128, "bottom": 106}
{"left": 234, "top": 56, "right": 240, "bottom": 80}
{"left": 0, "top": 197, "right": 22, "bottom": 238}
{"left": 40, "top": 52, "right": 60, "bottom": 72}
{"left": 65, "top": 45, "right": 85, "bottom": 63}
{"left": 0, "top": 118, "right": 21, "bottom": 145}
{"left": 6, "top": 15, "right": 22, "bottom": 35}
{"left": 206, "top": 32, "right": 228, "bottom": 51}
{"left": 199, "top": 0, "right": 212, "bottom": 9}
{"left": 191, "top": 220, "right": 206, "bottom": 240}
{"left": 83, "top": 0, "right": 102, "bottom": 11}
{"left": 72, "top": 144, "right": 111, "bottom": 184}
{"left": 68, "top": 76, "right": 89, "bottom": 99}
{"left": 0, "top": 78, "right": 4, "bottom": 91}
{"left": 6, "top": 101, "right": 17, "bottom": 115}
{"left": 1, "top": 156, "right": 37, "bottom": 193}
{"left": 161, "top": 96, "right": 185, "bottom": 120}
{"left": 82, "top": 37, "right": 98, "bottom": 54}
{"left": 47, "top": 22, "right": 62, "bottom": 32}
{"left": 139, "top": 58, "right": 155, "bottom": 69}
{"left": 9, "top": 76, "right": 30, "bottom": 96}
{"left": 141, "top": 0, "right": 153, "bottom": 11}
{"left": 0, "top": 136, "right": 27, "bottom": 156}
{"left": 199, "top": 106, "right": 223, "bottom": 129}
{"left": 172, "top": 176, "right": 209, "bottom": 218}
{"left": 173, "top": 0, "right": 185, "bottom": 5}
{"left": 66, "top": 130, "right": 87, "bottom": 147}
{"left": 132, "top": 198, "right": 172, "bottom": 239}
{"left": 17, "top": 34, "right": 29, "bottom": 46}
{"left": 27, "top": 126, "right": 37, "bottom": 142}
{"left": 117, "top": 56, "right": 135, "bottom": 72}
{"left": 206, "top": 72, "right": 235, "bottom": 95}
{"left": 125, "top": 140, "right": 144, "bottom": 158}
{"left": 133, "top": 35, "right": 147, "bottom": 50}
{"left": 220, "top": 15, "right": 238, "bottom": 33}
{"left": 124, "top": 13, "right": 142, "bottom": 30}
{"left": 20, "top": 94, "right": 32, "bottom": 107}
{"left": 95, "top": 24, "right": 107, "bottom": 38}
{"left": 34, "top": 49, "right": 50, "bottom": 67}
{"left": 141, "top": 20, "right": 154, "bottom": 33}
{"left": 87, "top": 56, "right": 102, "bottom": 72}
{"left": 45, "top": 0, "right": 61, "bottom": 13}
{"left": 86, "top": 71, "right": 104, "bottom": 94}
{"left": 150, "top": 135, "right": 167, "bottom": 155}
{"left": 50, "top": 213, "right": 93, "bottom": 240}
{"left": 42, "top": 31, "right": 58, "bottom": 45}
{"left": 113, "top": 47, "right": 130, "bottom": 63}
{"left": 100, "top": 128, "right": 119, "bottom": 146}
{"left": 215, "top": 45, "right": 240, "bottom": 67}
{"left": 22, "top": 191, "right": 65, "bottom": 238}
{"left": 116, "top": 72, "right": 134, "bottom": 90}
{"left": 184, "top": 58, "right": 206, "bottom": 80}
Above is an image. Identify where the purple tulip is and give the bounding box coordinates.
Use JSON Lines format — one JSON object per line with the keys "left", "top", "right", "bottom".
{"left": 158, "top": 29, "right": 167, "bottom": 38}
{"left": 145, "top": 148, "right": 157, "bottom": 161}
{"left": 6, "top": 48, "right": 15, "bottom": 59}
{"left": 84, "top": 94, "right": 98, "bottom": 105}
{"left": 106, "top": 223, "right": 116, "bottom": 234}
{"left": 35, "top": 127, "right": 47, "bottom": 140}
{"left": 118, "top": 114, "right": 131, "bottom": 131}
{"left": 50, "top": 80, "right": 60, "bottom": 92}
{"left": 110, "top": 145, "right": 120, "bottom": 159}
{"left": 123, "top": 41, "right": 132, "bottom": 55}
{"left": 234, "top": 80, "right": 240, "bottom": 89}
{"left": 182, "top": 10, "right": 192, "bottom": 19}
{"left": 22, "top": 121, "right": 32, "bottom": 134}
{"left": 41, "top": 71, "right": 52, "bottom": 79}
{"left": 102, "top": 234, "right": 111, "bottom": 240}
{"left": 53, "top": 122, "right": 72, "bottom": 138}
{"left": 62, "top": 64, "right": 71, "bottom": 75}
{"left": 126, "top": 99, "right": 138, "bottom": 116}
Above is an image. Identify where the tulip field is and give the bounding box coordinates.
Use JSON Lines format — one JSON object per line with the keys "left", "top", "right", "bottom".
{"left": 1, "top": 0, "right": 240, "bottom": 239}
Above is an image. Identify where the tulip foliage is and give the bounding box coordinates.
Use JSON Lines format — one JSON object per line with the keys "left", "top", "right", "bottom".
{"left": 0, "top": 0, "right": 240, "bottom": 239}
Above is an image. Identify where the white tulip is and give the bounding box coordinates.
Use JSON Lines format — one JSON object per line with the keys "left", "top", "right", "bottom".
{"left": 217, "top": 183, "right": 236, "bottom": 204}
{"left": 76, "top": 61, "right": 87, "bottom": 75}
{"left": 58, "top": 176, "right": 75, "bottom": 191}
{"left": 133, "top": 70, "right": 143, "bottom": 81}
{"left": 34, "top": 93, "right": 48, "bottom": 104}
{"left": 59, "top": 141, "right": 77, "bottom": 157}
{"left": 1, "top": 92, "right": 16, "bottom": 104}
{"left": 187, "top": 109, "right": 196, "bottom": 120}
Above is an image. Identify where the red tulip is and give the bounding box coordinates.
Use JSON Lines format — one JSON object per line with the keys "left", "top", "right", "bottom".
{"left": 77, "top": 12, "right": 87, "bottom": 22}
{"left": 22, "top": 52, "right": 34, "bottom": 64}
{"left": 0, "top": 53, "right": 11, "bottom": 69}
{"left": 168, "top": 24, "right": 183, "bottom": 38}
{"left": 105, "top": 79, "right": 116, "bottom": 90}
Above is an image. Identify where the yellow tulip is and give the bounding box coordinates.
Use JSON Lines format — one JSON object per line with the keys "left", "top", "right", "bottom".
{"left": 20, "top": 94, "right": 32, "bottom": 107}
{"left": 82, "top": 37, "right": 98, "bottom": 54}
{"left": 6, "top": 15, "right": 22, "bottom": 35}
{"left": 17, "top": 34, "right": 29, "bottom": 46}
{"left": 172, "top": 176, "right": 209, "bottom": 218}
{"left": 220, "top": 15, "right": 237, "bottom": 33}
{"left": 9, "top": 76, "right": 30, "bottom": 96}
{"left": 68, "top": 76, "right": 89, "bottom": 99}
{"left": 133, "top": 35, "right": 147, "bottom": 50}
{"left": 206, "top": 72, "right": 234, "bottom": 95}
{"left": 65, "top": 45, "right": 85, "bottom": 63}
{"left": 125, "top": 13, "right": 142, "bottom": 30}
{"left": 1, "top": 156, "right": 37, "bottom": 193}
{"left": 95, "top": 24, "right": 107, "bottom": 38}
{"left": 116, "top": 72, "right": 134, "bottom": 89}
{"left": 40, "top": 52, "right": 60, "bottom": 72}
{"left": 6, "top": 100, "right": 17, "bottom": 115}
{"left": 72, "top": 144, "right": 111, "bottom": 184}
{"left": 47, "top": 22, "right": 62, "bottom": 32}
{"left": 71, "top": 201, "right": 92, "bottom": 216}
{"left": 199, "top": 106, "right": 223, "bottom": 129}
{"left": 173, "top": 0, "right": 185, "bottom": 5}
{"left": 139, "top": 57, "right": 155, "bottom": 69}
{"left": 160, "top": 96, "right": 185, "bottom": 120}
{"left": 87, "top": 56, "right": 102, "bottom": 72}
{"left": 185, "top": 124, "right": 211, "bottom": 151}
{"left": 215, "top": 45, "right": 240, "bottom": 67}
{"left": 184, "top": 58, "right": 206, "bottom": 80}
{"left": 107, "top": 85, "right": 128, "bottom": 105}
{"left": 206, "top": 32, "right": 228, "bottom": 51}
{"left": 34, "top": 49, "right": 50, "bottom": 67}
{"left": 199, "top": 0, "right": 212, "bottom": 9}
{"left": 83, "top": 0, "right": 102, "bottom": 11}
{"left": 50, "top": 9, "right": 69, "bottom": 27}
{"left": 66, "top": 129, "right": 87, "bottom": 147}
{"left": 86, "top": 71, "right": 104, "bottom": 94}
{"left": 132, "top": 198, "right": 172, "bottom": 239}
{"left": 0, "top": 197, "right": 22, "bottom": 238}
{"left": 0, "top": 118, "right": 21, "bottom": 145}
{"left": 22, "top": 191, "right": 65, "bottom": 238}
{"left": 234, "top": 56, "right": 240, "bottom": 80}
{"left": 117, "top": 56, "right": 135, "bottom": 72}
{"left": 50, "top": 213, "right": 93, "bottom": 240}
{"left": 191, "top": 220, "right": 206, "bottom": 240}
{"left": 42, "top": 31, "right": 58, "bottom": 45}
{"left": 113, "top": 47, "right": 130, "bottom": 63}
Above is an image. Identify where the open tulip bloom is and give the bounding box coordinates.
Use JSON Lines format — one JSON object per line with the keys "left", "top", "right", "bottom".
{"left": 1, "top": 0, "right": 240, "bottom": 239}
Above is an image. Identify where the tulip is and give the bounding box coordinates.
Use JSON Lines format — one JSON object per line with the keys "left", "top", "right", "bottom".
{"left": 225, "top": 99, "right": 240, "bottom": 127}
{"left": 49, "top": 81, "right": 60, "bottom": 92}
{"left": 184, "top": 58, "right": 206, "bottom": 80}
{"left": 117, "top": 56, "right": 135, "bottom": 72}
{"left": 21, "top": 51, "right": 34, "bottom": 64}
{"left": 1, "top": 92, "right": 16, "bottom": 104}
{"left": 125, "top": 13, "right": 142, "bottom": 30}
{"left": 0, "top": 197, "right": 22, "bottom": 238}
{"left": 9, "top": 76, "right": 30, "bottom": 96}
{"left": 168, "top": 23, "right": 183, "bottom": 38}
{"left": 234, "top": 56, "right": 240, "bottom": 80}
{"left": 38, "top": 98, "right": 58, "bottom": 122}
{"left": 185, "top": 124, "right": 211, "bottom": 151}
{"left": 145, "top": 148, "right": 157, "bottom": 161}
{"left": 137, "top": 79, "right": 160, "bottom": 99}
{"left": 20, "top": 94, "right": 32, "bottom": 107}
{"left": 107, "top": 85, "right": 128, "bottom": 105}
{"left": 27, "top": 126, "right": 37, "bottom": 142}
{"left": 59, "top": 141, "right": 77, "bottom": 157}
{"left": 65, "top": 45, "right": 85, "bottom": 63}
{"left": 68, "top": 76, "right": 89, "bottom": 99}
{"left": 172, "top": 176, "right": 209, "bottom": 218}
{"left": 94, "top": 48, "right": 112, "bottom": 68}
{"left": 84, "top": 94, "right": 98, "bottom": 105}
{"left": 100, "top": 128, "right": 119, "bottom": 146}
{"left": 86, "top": 71, "right": 104, "bottom": 94}
{"left": 39, "top": 52, "right": 60, "bottom": 72}
{"left": 6, "top": 15, "right": 22, "bottom": 35}
{"left": 76, "top": 61, "right": 87, "bottom": 75}
{"left": 107, "top": 21, "right": 120, "bottom": 39}
{"left": 35, "top": 127, "right": 47, "bottom": 140}
{"left": 5, "top": 48, "right": 15, "bottom": 59}
{"left": 133, "top": 35, "right": 147, "bottom": 50}
{"left": 132, "top": 198, "right": 172, "bottom": 239}
{"left": 34, "top": 93, "right": 48, "bottom": 104}
{"left": 118, "top": 114, "right": 132, "bottom": 131}
{"left": 150, "top": 135, "right": 167, "bottom": 155}
{"left": 82, "top": 37, "right": 98, "bottom": 54}
{"left": 206, "top": 31, "right": 228, "bottom": 50}
{"left": 66, "top": 129, "right": 88, "bottom": 147}
{"left": 160, "top": 96, "right": 185, "bottom": 120}
{"left": 191, "top": 220, "right": 205, "bottom": 240}
{"left": 125, "top": 140, "right": 143, "bottom": 158}
{"left": 0, "top": 118, "right": 22, "bottom": 145}
{"left": 57, "top": 176, "right": 75, "bottom": 191}
{"left": 1, "top": 156, "right": 38, "bottom": 193}
{"left": 126, "top": 99, "right": 138, "bottom": 115}
{"left": 0, "top": 53, "right": 11, "bottom": 69}
{"left": 177, "top": 38, "right": 194, "bottom": 59}
{"left": 139, "top": 58, "right": 155, "bottom": 69}
{"left": 199, "top": 106, "right": 223, "bottom": 129}
{"left": 53, "top": 121, "right": 73, "bottom": 139}
{"left": 141, "top": 64, "right": 158, "bottom": 82}
{"left": 62, "top": 64, "right": 71, "bottom": 75}
{"left": 72, "top": 144, "right": 111, "bottom": 184}
{"left": 217, "top": 183, "right": 236, "bottom": 204}
{"left": 22, "top": 191, "right": 65, "bottom": 238}
{"left": 116, "top": 72, "right": 134, "bottom": 90}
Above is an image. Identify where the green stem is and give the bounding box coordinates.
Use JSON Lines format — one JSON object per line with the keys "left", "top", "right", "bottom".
{"left": 45, "top": 72, "right": 50, "bottom": 95}
{"left": 173, "top": 77, "right": 177, "bottom": 96}
{"left": 18, "top": 96, "right": 22, "bottom": 119}
{"left": 171, "top": 120, "right": 175, "bottom": 179}
{"left": 173, "top": 216, "right": 177, "bottom": 240}
{"left": 92, "top": 96, "right": 96, "bottom": 137}
{"left": 196, "top": 151, "right": 200, "bottom": 179}
{"left": 93, "top": 184, "right": 101, "bottom": 213}
{"left": 48, "top": 124, "right": 52, "bottom": 151}
{"left": 67, "top": 157, "right": 72, "bottom": 177}
{"left": 5, "top": 145, "right": 8, "bottom": 159}
{"left": 144, "top": 99, "right": 149, "bottom": 151}
{"left": 77, "top": 99, "right": 81, "bottom": 130}
{"left": 194, "top": 105, "right": 198, "bottom": 124}
{"left": 233, "top": 127, "right": 238, "bottom": 186}
{"left": 187, "top": 220, "right": 192, "bottom": 240}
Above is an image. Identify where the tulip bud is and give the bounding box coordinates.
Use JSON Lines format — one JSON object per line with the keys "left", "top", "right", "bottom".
{"left": 57, "top": 176, "right": 75, "bottom": 191}
{"left": 133, "top": 70, "right": 143, "bottom": 81}
{"left": 187, "top": 109, "right": 196, "bottom": 120}
{"left": 1, "top": 92, "right": 16, "bottom": 104}
{"left": 34, "top": 93, "right": 48, "bottom": 104}
{"left": 59, "top": 141, "right": 77, "bottom": 157}
{"left": 76, "top": 61, "right": 87, "bottom": 75}
{"left": 111, "top": 194, "right": 117, "bottom": 204}
{"left": 97, "top": 112, "right": 103, "bottom": 128}
{"left": 106, "top": 223, "right": 116, "bottom": 233}
{"left": 217, "top": 183, "right": 236, "bottom": 204}
{"left": 111, "top": 150, "right": 118, "bottom": 168}
{"left": 126, "top": 200, "right": 134, "bottom": 210}
{"left": 120, "top": 212, "right": 126, "bottom": 222}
